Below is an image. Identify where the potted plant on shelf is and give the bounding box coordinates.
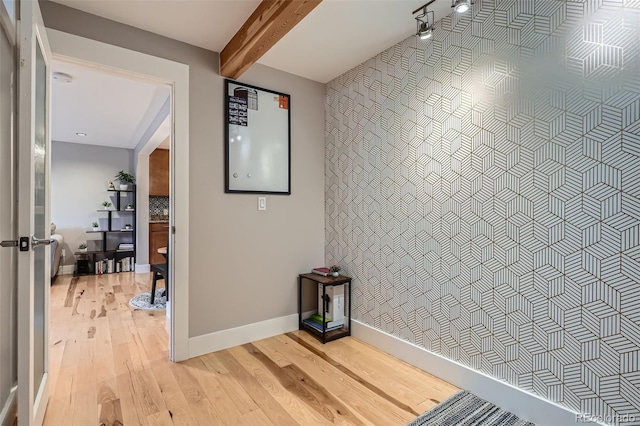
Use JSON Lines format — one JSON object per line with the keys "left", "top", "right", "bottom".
{"left": 92, "top": 221, "right": 99, "bottom": 232}
{"left": 78, "top": 243, "right": 87, "bottom": 253}
{"left": 102, "top": 201, "right": 112, "bottom": 210}
{"left": 329, "top": 265, "right": 341, "bottom": 277}
{"left": 124, "top": 223, "right": 133, "bottom": 230}
{"left": 115, "top": 170, "right": 135, "bottom": 190}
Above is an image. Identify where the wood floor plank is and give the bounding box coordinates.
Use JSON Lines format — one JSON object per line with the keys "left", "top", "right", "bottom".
{"left": 149, "top": 360, "right": 197, "bottom": 426}
{"left": 43, "top": 397, "right": 73, "bottom": 426}
{"left": 49, "top": 366, "right": 77, "bottom": 409}
{"left": 257, "top": 334, "right": 352, "bottom": 395}
{"left": 287, "top": 332, "right": 425, "bottom": 413}
{"left": 169, "top": 360, "right": 224, "bottom": 424}
{"left": 242, "top": 408, "right": 277, "bottom": 426}
{"left": 329, "top": 334, "right": 459, "bottom": 402}
{"left": 130, "top": 368, "right": 167, "bottom": 418}
{"left": 47, "top": 337, "right": 65, "bottom": 396}
{"left": 250, "top": 336, "right": 293, "bottom": 367}
{"left": 98, "top": 398, "right": 124, "bottom": 426}
{"left": 199, "top": 351, "right": 230, "bottom": 375}
{"left": 115, "top": 372, "right": 147, "bottom": 426}
{"left": 417, "top": 397, "right": 440, "bottom": 413}
{"left": 228, "top": 344, "right": 332, "bottom": 425}
{"left": 214, "top": 349, "right": 300, "bottom": 425}
{"left": 180, "top": 357, "right": 246, "bottom": 425}
{"left": 63, "top": 276, "right": 79, "bottom": 307}
{"left": 72, "top": 386, "right": 97, "bottom": 426}
{"left": 199, "top": 354, "right": 260, "bottom": 415}
{"left": 145, "top": 411, "right": 173, "bottom": 426}
{"left": 45, "top": 273, "right": 458, "bottom": 425}
{"left": 97, "top": 379, "right": 119, "bottom": 406}
{"left": 269, "top": 334, "right": 413, "bottom": 425}
{"left": 94, "top": 313, "right": 117, "bottom": 385}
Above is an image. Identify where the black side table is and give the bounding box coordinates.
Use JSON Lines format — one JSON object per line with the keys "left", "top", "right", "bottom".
{"left": 298, "top": 273, "right": 352, "bottom": 343}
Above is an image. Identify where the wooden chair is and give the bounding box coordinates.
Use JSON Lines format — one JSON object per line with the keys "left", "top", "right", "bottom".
{"left": 150, "top": 242, "right": 168, "bottom": 305}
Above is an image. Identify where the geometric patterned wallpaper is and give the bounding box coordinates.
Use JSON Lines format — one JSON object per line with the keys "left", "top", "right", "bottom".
{"left": 325, "top": 0, "right": 640, "bottom": 422}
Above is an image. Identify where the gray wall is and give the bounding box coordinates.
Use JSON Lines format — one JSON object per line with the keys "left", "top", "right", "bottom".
{"left": 40, "top": 1, "right": 326, "bottom": 336}
{"left": 326, "top": 0, "right": 640, "bottom": 421}
{"left": 51, "top": 141, "right": 134, "bottom": 265}
{"left": 0, "top": 11, "right": 16, "bottom": 418}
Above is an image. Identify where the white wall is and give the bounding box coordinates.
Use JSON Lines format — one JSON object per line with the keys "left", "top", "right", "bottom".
{"left": 133, "top": 154, "right": 150, "bottom": 266}
{"left": 51, "top": 140, "right": 133, "bottom": 266}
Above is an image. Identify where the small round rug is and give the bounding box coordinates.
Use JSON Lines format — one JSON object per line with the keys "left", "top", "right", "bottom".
{"left": 129, "top": 289, "right": 166, "bottom": 310}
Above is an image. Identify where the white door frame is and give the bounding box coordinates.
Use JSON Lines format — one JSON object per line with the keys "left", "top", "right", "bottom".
{"left": 46, "top": 29, "right": 190, "bottom": 361}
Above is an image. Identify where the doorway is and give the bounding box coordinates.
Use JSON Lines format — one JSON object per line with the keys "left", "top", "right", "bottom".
{"left": 47, "top": 58, "right": 174, "bottom": 410}
{"left": 46, "top": 28, "right": 190, "bottom": 363}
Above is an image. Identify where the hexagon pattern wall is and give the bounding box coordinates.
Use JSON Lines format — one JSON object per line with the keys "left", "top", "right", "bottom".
{"left": 325, "top": 0, "right": 640, "bottom": 422}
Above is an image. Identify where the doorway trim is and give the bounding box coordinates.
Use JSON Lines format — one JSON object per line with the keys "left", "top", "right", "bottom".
{"left": 46, "top": 29, "right": 190, "bottom": 361}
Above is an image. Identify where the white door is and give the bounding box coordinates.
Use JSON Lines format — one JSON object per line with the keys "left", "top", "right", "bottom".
{"left": 0, "top": 0, "right": 18, "bottom": 424}
{"left": 16, "top": 0, "right": 52, "bottom": 424}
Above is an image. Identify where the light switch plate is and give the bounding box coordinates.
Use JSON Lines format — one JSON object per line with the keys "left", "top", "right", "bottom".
{"left": 258, "top": 196, "right": 267, "bottom": 211}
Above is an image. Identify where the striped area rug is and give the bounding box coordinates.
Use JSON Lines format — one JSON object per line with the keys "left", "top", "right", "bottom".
{"left": 408, "top": 391, "right": 536, "bottom": 426}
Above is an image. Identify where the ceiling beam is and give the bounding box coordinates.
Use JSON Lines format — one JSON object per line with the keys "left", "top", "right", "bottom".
{"left": 220, "top": 0, "right": 322, "bottom": 79}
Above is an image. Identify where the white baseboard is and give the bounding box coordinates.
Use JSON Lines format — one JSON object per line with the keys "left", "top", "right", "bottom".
{"left": 135, "top": 264, "right": 150, "bottom": 273}
{"left": 352, "top": 320, "right": 598, "bottom": 426}
{"left": 59, "top": 265, "right": 75, "bottom": 275}
{"left": 0, "top": 386, "right": 16, "bottom": 426}
{"left": 188, "top": 313, "right": 300, "bottom": 359}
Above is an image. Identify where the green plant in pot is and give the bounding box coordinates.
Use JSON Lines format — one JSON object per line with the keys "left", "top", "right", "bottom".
{"left": 115, "top": 170, "right": 135, "bottom": 190}
{"left": 102, "top": 201, "right": 112, "bottom": 210}
{"left": 92, "top": 221, "right": 99, "bottom": 231}
{"left": 78, "top": 243, "right": 87, "bottom": 252}
{"left": 329, "top": 265, "right": 341, "bottom": 277}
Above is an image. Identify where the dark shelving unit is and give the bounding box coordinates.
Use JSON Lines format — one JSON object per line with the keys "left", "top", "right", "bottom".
{"left": 298, "top": 273, "right": 352, "bottom": 343}
{"left": 74, "top": 187, "right": 137, "bottom": 275}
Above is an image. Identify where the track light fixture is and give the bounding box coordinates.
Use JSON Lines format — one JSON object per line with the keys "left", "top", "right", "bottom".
{"left": 452, "top": 0, "right": 473, "bottom": 14}
{"left": 413, "top": 1, "right": 435, "bottom": 41}
{"left": 417, "top": 21, "right": 433, "bottom": 40}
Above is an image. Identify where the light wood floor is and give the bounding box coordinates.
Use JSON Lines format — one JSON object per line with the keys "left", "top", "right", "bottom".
{"left": 45, "top": 273, "right": 458, "bottom": 425}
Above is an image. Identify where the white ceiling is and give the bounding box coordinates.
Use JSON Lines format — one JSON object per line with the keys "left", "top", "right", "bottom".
{"left": 50, "top": 0, "right": 455, "bottom": 83}
{"left": 260, "top": 0, "right": 454, "bottom": 83}
{"left": 52, "top": 60, "right": 170, "bottom": 149}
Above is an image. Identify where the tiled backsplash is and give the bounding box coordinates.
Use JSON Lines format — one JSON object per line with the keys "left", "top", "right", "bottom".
{"left": 149, "top": 196, "right": 169, "bottom": 221}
